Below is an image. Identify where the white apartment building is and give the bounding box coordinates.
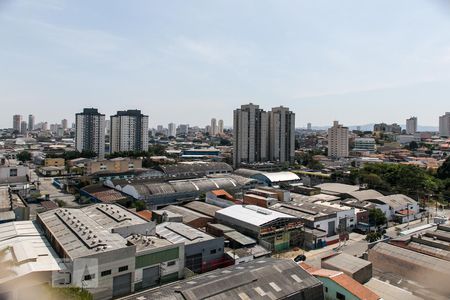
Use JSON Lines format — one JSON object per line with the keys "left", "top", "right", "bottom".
{"left": 439, "top": 112, "right": 450, "bottom": 137}
{"left": 269, "top": 106, "right": 295, "bottom": 164}
{"left": 12, "top": 115, "right": 22, "bottom": 132}
{"left": 168, "top": 123, "right": 176, "bottom": 137}
{"left": 210, "top": 118, "right": 218, "bottom": 135}
{"left": 28, "top": 114, "right": 35, "bottom": 131}
{"left": 233, "top": 103, "right": 269, "bottom": 168}
{"left": 75, "top": 108, "right": 106, "bottom": 159}
{"left": 218, "top": 119, "right": 224, "bottom": 134}
{"left": 110, "top": 110, "right": 149, "bottom": 153}
{"left": 328, "top": 121, "right": 349, "bottom": 159}
{"left": 406, "top": 116, "right": 417, "bottom": 135}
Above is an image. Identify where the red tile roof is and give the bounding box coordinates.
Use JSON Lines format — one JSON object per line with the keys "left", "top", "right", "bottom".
{"left": 136, "top": 210, "right": 152, "bottom": 221}
{"left": 332, "top": 273, "right": 380, "bottom": 300}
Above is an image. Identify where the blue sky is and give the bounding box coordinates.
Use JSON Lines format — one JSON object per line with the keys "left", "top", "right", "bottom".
{"left": 1, "top": 0, "right": 450, "bottom": 128}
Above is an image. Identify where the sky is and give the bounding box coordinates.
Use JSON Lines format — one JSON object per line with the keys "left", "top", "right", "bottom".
{"left": 1, "top": 0, "right": 450, "bottom": 129}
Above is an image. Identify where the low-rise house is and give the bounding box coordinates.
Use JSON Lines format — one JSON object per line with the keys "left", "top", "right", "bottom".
{"left": 299, "top": 262, "right": 381, "bottom": 300}
{"left": 321, "top": 253, "right": 373, "bottom": 284}
{"left": 215, "top": 205, "right": 303, "bottom": 251}
{"left": 369, "top": 194, "right": 421, "bottom": 222}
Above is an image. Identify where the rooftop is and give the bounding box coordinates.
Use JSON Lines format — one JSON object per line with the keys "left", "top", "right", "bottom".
{"left": 182, "top": 201, "right": 221, "bottom": 218}
{"left": 121, "top": 258, "right": 323, "bottom": 300}
{"left": 156, "top": 222, "right": 215, "bottom": 245}
{"left": 322, "top": 253, "right": 372, "bottom": 274}
{"left": 370, "top": 242, "right": 450, "bottom": 275}
{"left": 37, "top": 205, "right": 143, "bottom": 259}
{"left": 0, "top": 221, "right": 61, "bottom": 285}
{"left": 347, "top": 190, "right": 384, "bottom": 201}
{"left": 162, "top": 205, "right": 213, "bottom": 224}
{"left": 216, "top": 205, "right": 298, "bottom": 227}
{"left": 314, "top": 183, "right": 360, "bottom": 195}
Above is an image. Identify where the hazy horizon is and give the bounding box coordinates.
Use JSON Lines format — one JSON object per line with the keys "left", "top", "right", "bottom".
{"left": 1, "top": 0, "right": 450, "bottom": 128}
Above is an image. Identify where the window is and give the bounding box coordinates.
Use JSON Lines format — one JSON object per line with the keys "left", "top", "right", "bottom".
{"left": 118, "top": 266, "right": 128, "bottom": 272}
{"left": 210, "top": 249, "right": 217, "bottom": 254}
{"left": 9, "top": 169, "right": 17, "bottom": 177}
{"left": 167, "top": 261, "right": 176, "bottom": 266}
{"left": 325, "top": 287, "right": 328, "bottom": 293}
{"left": 101, "top": 270, "right": 111, "bottom": 277}
{"left": 84, "top": 274, "right": 95, "bottom": 281}
{"left": 336, "top": 292, "right": 346, "bottom": 300}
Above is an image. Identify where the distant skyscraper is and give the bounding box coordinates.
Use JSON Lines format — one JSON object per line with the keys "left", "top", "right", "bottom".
{"left": 218, "top": 119, "right": 224, "bottom": 134}
{"left": 178, "top": 124, "right": 189, "bottom": 136}
{"left": 233, "top": 103, "right": 269, "bottom": 168}
{"left": 307, "top": 123, "right": 312, "bottom": 131}
{"left": 156, "top": 125, "right": 164, "bottom": 133}
{"left": 28, "top": 114, "right": 35, "bottom": 131}
{"left": 439, "top": 112, "right": 450, "bottom": 137}
{"left": 328, "top": 121, "right": 349, "bottom": 159}
{"left": 50, "top": 123, "right": 58, "bottom": 133}
{"left": 406, "top": 117, "right": 417, "bottom": 135}
{"left": 42, "top": 122, "right": 48, "bottom": 131}
{"left": 269, "top": 106, "right": 295, "bottom": 164}
{"left": 210, "top": 118, "right": 218, "bottom": 135}
{"left": 168, "top": 123, "right": 176, "bottom": 137}
{"left": 20, "top": 121, "right": 27, "bottom": 135}
{"left": 13, "top": 115, "right": 22, "bottom": 132}
{"left": 75, "top": 108, "right": 106, "bottom": 159}
{"left": 110, "top": 110, "right": 149, "bottom": 153}
{"left": 62, "top": 119, "right": 68, "bottom": 130}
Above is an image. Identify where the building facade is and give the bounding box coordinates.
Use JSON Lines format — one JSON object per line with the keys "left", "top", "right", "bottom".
{"left": 110, "top": 110, "right": 149, "bottom": 153}
{"left": 328, "top": 121, "right": 349, "bottom": 159}
{"left": 269, "top": 106, "right": 295, "bottom": 164}
{"left": 12, "top": 115, "right": 22, "bottom": 132}
{"left": 218, "top": 119, "right": 224, "bottom": 133}
{"left": 168, "top": 123, "right": 176, "bottom": 137}
{"left": 439, "top": 112, "right": 450, "bottom": 137}
{"left": 233, "top": 103, "right": 269, "bottom": 168}
{"left": 75, "top": 108, "right": 106, "bottom": 159}
{"left": 406, "top": 116, "right": 417, "bottom": 135}
{"left": 28, "top": 114, "right": 35, "bottom": 131}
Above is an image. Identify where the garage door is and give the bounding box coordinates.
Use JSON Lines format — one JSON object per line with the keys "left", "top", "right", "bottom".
{"left": 142, "top": 266, "right": 160, "bottom": 289}
{"left": 113, "top": 273, "right": 131, "bottom": 298}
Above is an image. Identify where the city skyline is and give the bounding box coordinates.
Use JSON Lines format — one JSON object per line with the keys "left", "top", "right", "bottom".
{"left": 1, "top": 1, "right": 450, "bottom": 128}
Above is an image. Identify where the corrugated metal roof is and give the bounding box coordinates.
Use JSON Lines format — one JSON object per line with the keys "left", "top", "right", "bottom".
{"left": 121, "top": 258, "right": 323, "bottom": 300}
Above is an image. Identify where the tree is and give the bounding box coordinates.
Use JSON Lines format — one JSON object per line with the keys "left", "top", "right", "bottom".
{"left": 408, "top": 141, "right": 418, "bottom": 150}
{"left": 366, "top": 231, "right": 382, "bottom": 243}
{"left": 17, "top": 150, "right": 31, "bottom": 162}
{"left": 437, "top": 156, "right": 450, "bottom": 179}
{"left": 369, "top": 208, "right": 387, "bottom": 227}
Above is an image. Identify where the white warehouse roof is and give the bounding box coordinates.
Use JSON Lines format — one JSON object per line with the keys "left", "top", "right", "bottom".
{"left": 216, "top": 205, "right": 297, "bottom": 227}
{"left": 256, "top": 171, "right": 300, "bottom": 183}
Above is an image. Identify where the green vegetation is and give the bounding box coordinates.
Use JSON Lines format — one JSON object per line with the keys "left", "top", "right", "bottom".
{"left": 351, "top": 163, "right": 443, "bottom": 200}
{"left": 437, "top": 156, "right": 450, "bottom": 179}
{"left": 368, "top": 208, "right": 387, "bottom": 226}
{"left": 129, "top": 200, "right": 146, "bottom": 211}
{"left": 295, "top": 150, "right": 325, "bottom": 170}
{"left": 47, "top": 150, "right": 97, "bottom": 160}
{"left": 17, "top": 150, "right": 32, "bottom": 162}
{"left": 366, "top": 231, "right": 383, "bottom": 243}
